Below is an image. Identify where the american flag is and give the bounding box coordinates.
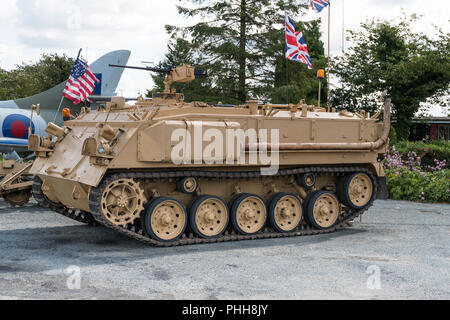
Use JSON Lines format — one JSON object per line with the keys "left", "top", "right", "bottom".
{"left": 285, "top": 14, "right": 313, "bottom": 70}
{"left": 62, "top": 58, "right": 99, "bottom": 104}
{"left": 310, "top": 0, "right": 329, "bottom": 13}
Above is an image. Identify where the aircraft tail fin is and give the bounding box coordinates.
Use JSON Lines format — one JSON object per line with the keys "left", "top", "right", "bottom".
{"left": 89, "top": 50, "right": 131, "bottom": 97}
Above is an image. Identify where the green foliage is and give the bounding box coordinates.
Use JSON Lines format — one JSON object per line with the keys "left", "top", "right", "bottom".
{"left": 269, "top": 85, "right": 302, "bottom": 105}
{"left": 0, "top": 68, "right": 7, "bottom": 100}
{"left": 389, "top": 126, "right": 397, "bottom": 144}
{"left": 331, "top": 14, "right": 450, "bottom": 140}
{"left": 386, "top": 169, "right": 450, "bottom": 203}
{"left": 0, "top": 53, "right": 74, "bottom": 100}
{"left": 157, "top": 0, "right": 325, "bottom": 104}
{"left": 392, "top": 140, "right": 450, "bottom": 168}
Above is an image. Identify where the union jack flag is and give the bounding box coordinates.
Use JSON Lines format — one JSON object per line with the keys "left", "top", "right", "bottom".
{"left": 285, "top": 14, "right": 312, "bottom": 70}
{"left": 63, "top": 58, "right": 99, "bottom": 104}
{"left": 310, "top": 0, "right": 329, "bottom": 13}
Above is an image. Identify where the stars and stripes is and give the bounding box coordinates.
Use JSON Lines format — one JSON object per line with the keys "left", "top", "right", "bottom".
{"left": 310, "top": 0, "right": 329, "bottom": 13}
{"left": 62, "top": 58, "right": 99, "bottom": 104}
{"left": 285, "top": 14, "right": 313, "bottom": 69}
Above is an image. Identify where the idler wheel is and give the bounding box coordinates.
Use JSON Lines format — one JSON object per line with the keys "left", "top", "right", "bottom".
{"left": 100, "top": 178, "right": 145, "bottom": 227}
{"left": 268, "top": 193, "right": 303, "bottom": 233}
{"left": 338, "top": 172, "right": 374, "bottom": 209}
{"left": 230, "top": 193, "right": 267, "bottom": 235}
{"left": 189, "top": 195, "right": 229, "bottom": 239}
{"left": 32, "top": 176, "right": 64, "bottom": 209}
{"left": 142, "top": 197, "right": 187, "bottom": 242}
{"left": 305, "top": 191, "right": 340, "bottom": 230}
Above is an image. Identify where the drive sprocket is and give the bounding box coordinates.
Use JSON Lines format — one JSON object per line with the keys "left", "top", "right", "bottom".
{"left": 99, "top": 178, "right": 146, "bottom": 227}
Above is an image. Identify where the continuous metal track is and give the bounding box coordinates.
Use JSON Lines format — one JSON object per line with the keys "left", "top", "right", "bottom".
{"left": 82, "top": 166, "right": 378, "bottom": 247}
{"left": 32, "top": 166, "right": 377, "bottom": 246}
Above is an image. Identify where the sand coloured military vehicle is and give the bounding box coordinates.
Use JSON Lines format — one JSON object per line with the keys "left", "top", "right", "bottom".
{"left": 28, "top": 64, "right": 390, "bottom": 246}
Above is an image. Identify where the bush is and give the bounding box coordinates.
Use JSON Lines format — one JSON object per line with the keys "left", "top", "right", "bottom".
{"left": 390, "top": 140, "right": 450, "bottom": 168}
{"left": 389, "top": 126, "right": 397, "bottom": 144}
{"left": 385, "top": 169, "right": 450, "bottom": 203}
{"left": 383, "top": 142, "right": 450, "bottom": 203}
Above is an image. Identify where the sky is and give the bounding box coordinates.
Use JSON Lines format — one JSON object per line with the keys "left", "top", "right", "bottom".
{"left": 0, "top": 0, "right": 449, "bottom": 115}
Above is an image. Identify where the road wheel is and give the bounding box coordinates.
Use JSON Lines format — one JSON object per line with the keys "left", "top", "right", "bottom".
{"left": 306, "top": 191, "right": 340, "bottom": 230}
{"left": 338, "top": 172, "right": 374, "bottom": 209}
{"left": 268, "top": 193, "right": 303, "bottom": 233}
{"left": 189, "top": 195, "right": 229, "bottom": 239}
{"left": 100, "top": 178, "right": 145, "bottom": 227}
{"left": 142, "top": 197, "right": 187, "bottom": 242}
{"left": 230, "top": 193, "right": 267, "bottom": 235}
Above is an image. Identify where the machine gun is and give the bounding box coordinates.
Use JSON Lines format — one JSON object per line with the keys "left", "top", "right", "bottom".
{"left": 109, "top": 64, "right": 207, "bottom": 95}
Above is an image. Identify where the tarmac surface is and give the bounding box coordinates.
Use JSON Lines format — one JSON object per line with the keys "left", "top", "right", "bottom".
{"left": 0, "top": 199, "right": 449, "bottom": 300}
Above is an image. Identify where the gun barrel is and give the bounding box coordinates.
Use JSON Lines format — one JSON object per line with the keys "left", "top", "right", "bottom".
{"left": 109, "top": 64, "right": 207, "bottom": 78}
{"left": 109, "top": 64, "right": 172, "bottom": 73}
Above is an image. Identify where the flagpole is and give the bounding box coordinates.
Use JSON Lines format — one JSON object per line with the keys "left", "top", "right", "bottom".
{"left": 53, "top": 48, "right": 82, "bottom": 123}
{"left": 327, "top": 2, "right": 331, "bottom": 112}
{"left": 286, "top": 59, "right": 290, "bottom": 105}
{"left": 341, "top": 0, "right": 345, "bottom": 108}
{"left": 342, "top": 0, "right": 345, "bottom": 54}
{"left": 284, "top": 13, "right": 289, "bottom": 105}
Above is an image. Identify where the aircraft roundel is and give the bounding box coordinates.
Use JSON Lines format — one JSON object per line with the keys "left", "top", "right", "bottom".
{"left": 2, "top": 114, "right": 35, "bottom": 139}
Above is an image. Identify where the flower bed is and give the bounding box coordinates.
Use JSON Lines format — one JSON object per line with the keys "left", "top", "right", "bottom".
{"left": 391, "top": 140, "right": 450, "bottom": 169}
{"left": 383, "top": 143, "right": 450, "bottom": 203}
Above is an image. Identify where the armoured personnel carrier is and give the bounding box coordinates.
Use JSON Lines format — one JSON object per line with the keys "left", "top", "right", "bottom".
{"left": 28, "top": 64, "right": 390, "bottom": 246}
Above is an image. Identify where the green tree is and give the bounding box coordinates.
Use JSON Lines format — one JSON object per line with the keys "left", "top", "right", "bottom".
{"left": 165, "top": 0, "right": 308, "bottom": 103}
{"left": 331, "top": 15, "right": 450, "bottom": 140}
{"left": 0, "top": 53, "right": 74, "bottom": 100}
{"left": 0, "top": 68, "right": 7, "bottom": 100}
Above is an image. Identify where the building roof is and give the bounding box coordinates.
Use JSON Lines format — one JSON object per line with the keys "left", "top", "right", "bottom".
{"left": 411, "top": 117, "right": 450, "bottom": 124}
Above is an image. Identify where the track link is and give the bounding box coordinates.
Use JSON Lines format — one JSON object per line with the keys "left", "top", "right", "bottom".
{"left": 84, "top": 166, "right": 377, "bottom": 247}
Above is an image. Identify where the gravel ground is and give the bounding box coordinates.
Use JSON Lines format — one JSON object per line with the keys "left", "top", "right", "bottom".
{"left": 0, "top": 199, "right": 448, "bottom": 300}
